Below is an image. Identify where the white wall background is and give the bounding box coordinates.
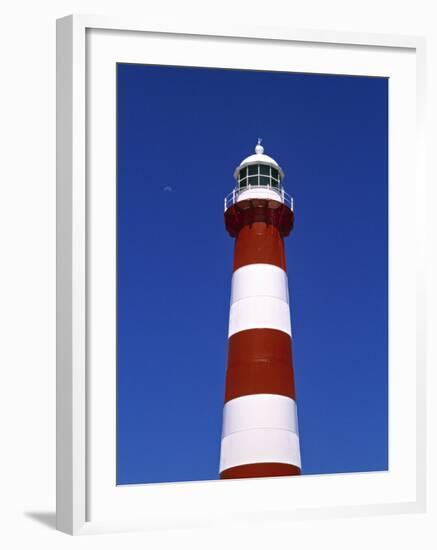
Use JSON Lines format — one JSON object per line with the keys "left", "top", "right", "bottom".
{"left": 0, "top": 0, "right": 435, "bottom": 547}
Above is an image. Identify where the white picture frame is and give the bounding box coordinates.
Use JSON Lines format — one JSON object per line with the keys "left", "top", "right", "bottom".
{"left": 56, "top": 14, "right": 427, "bottom": 536}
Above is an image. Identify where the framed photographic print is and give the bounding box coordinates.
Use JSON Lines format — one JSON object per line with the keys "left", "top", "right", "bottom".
{"left": 56, "top": 15, "right": 427, "bottom": 535}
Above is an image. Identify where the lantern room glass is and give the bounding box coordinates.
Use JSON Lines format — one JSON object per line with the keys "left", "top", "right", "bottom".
{"left": 237, "top": 163, "right": 282, "bottom": 192}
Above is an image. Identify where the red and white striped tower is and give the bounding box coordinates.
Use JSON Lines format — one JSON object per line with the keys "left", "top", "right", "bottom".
{"left": 219, "top": 140, "right": 301, "bottom": 480}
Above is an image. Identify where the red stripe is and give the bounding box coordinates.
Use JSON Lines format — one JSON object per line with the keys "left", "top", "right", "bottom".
{"left": 233, "top": 222, "right": 286, "bottom": 271}
{"left": 225, "top": 329, "right": 296, "bottom": 402}
{"left": 220, "top": 462, "right": 301, "bottom": 479}
{"left": 224, "top": 198, "right": 294, "bottom": 239}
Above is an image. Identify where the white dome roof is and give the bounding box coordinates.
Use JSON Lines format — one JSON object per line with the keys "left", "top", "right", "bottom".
{"left": 233, "top": 141, "right": 284, "bottom": 180}
{"left": 239, "top": 152, "right": 280, "bottom": 167}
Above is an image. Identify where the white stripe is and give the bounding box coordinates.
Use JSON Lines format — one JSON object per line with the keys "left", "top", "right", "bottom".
{"left": 221, "top": 394, "right": 298, "bottom": 438}
{"left": 228, "top": 296, "right": 291, "bottom": 337}
{"left": 219, "top": 429, "right": 301, "bottom": 472}
{"left": 230, "top": 264, "right": 289, "bottom": 305}
{"left": 228, "top": 263, "right": 291, "bottom": 337}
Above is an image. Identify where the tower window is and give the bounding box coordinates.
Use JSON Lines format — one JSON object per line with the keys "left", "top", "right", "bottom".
{"left": 236, "top": 163, "right": 283, "bottom": 193}
{"left": 260, "top": 176, "right": 270, "bottom": 186}
{"left": 260, "top": 164, "right": 270, "bottom": 176}
{"left": 248, "top": 165, "right": 258, "bottom": 176}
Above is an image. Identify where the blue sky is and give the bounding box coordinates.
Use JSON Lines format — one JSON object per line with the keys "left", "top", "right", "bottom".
{"left": 116, "top": 64, "right": 388, "bottom": 485}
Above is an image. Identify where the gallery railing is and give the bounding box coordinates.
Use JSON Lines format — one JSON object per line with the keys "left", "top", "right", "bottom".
{"left": 224, "top": 186, "right": 293, "bottom": 212}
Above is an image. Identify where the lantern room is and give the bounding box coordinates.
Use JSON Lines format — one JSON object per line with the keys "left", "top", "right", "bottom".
{"left": 234, "top": 139, "right": 284, "bottom": 193}
{"left": 224, "top": 140, "right": 292, "bottom": 211}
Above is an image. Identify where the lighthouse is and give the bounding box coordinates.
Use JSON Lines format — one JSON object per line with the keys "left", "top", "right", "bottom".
{"left": 219, "top": 140, "right": 301, "bottom": 480}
